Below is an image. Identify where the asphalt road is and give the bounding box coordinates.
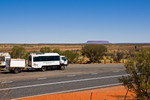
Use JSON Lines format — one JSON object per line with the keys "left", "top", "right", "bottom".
{"left": 0, "top": 64, "right": 125, "bottom": 81}
{"left": 0, "top": 64, "right": 127, "bottom": 100}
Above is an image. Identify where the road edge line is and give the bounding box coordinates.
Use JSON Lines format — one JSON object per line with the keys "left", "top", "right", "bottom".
{"left": 13, "top": 83, "right": 122, "bottom": 100}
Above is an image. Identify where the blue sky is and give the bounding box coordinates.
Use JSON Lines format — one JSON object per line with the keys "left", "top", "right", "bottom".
{"left": 0, "top": 0, "right": 150, "bottom": 43}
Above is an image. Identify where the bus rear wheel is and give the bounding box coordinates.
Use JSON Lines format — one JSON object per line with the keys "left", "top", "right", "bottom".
{"left": 41, "top": 67, "right": 47, "bottom": 71}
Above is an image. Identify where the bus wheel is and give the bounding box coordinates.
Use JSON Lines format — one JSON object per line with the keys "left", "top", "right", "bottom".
{"left": 60, "top": 66, "right": 65, "bottom": 70}
{"left": 41, "top": 67, "right": 46, "bottom": 71}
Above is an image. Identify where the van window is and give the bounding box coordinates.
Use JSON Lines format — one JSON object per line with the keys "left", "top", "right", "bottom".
{"left": 62, "top": 57, "right": 66, "bottom": 61}
{"left": 33, "top": 56, "right": 60, "bottom": 62}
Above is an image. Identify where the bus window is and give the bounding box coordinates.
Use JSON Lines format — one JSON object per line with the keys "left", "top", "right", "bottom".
{"left": 33, "top": 56, "right": 60, "bottom": 62}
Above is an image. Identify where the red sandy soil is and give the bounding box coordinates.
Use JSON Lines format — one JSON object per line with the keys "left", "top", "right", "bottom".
{"left": 16, "top": 85, "right": 135, "bottom": 100}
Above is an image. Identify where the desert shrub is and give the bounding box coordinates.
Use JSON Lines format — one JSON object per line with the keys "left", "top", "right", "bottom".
{"left": 11, "top": 46, "right": 26, "bottom": 58}
{"left": 129, "top": 49, "right": 135, "bottom": 57}
{"left": 81, "top": 44, "right": 107, "bottom": 63}
{"left": 23, "top": 51, "right": 38, "bottom": 60}
{"left": 53, "top": 48, "right": 62, "bottom": 54}
{"left": 78, "top": 57, "right": 87, "bottom": 64}
{"left": 40, "top": 47, "right": 51, "bottom": 53}
{"left": 63, "top": 50, "right": 79, "bottom": 64}
{"left": 119, "top": 49, "right": 150, "bottom": 99}
{"left": 114, "top": 52, "right": 124, "bottom": 63}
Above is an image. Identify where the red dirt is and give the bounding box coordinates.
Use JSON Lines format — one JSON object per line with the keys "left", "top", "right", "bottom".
{"left": 16, "top": 85, "right": 135, "bottom": 100}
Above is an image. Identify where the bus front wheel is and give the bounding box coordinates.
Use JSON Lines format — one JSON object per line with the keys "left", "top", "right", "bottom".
{"left": 60, "top": 66, "right": 65, "bottom": 70}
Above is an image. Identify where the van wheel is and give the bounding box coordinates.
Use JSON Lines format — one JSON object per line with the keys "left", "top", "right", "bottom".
{"left": 41, "top": 67, "right": 46, "bottom": 71}
{"left": 14, "top": 68, "right": 20, "bottom": 73}
{"left": 60, "top": 66, "right": 65, "bottom": 70}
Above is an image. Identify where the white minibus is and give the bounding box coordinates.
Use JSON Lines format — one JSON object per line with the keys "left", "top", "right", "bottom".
{"left": 28, "top": 53, "right": 68, "bottom": 71}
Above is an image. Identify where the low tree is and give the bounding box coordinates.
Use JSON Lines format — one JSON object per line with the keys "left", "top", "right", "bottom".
{"left": 81, "top": 44, "right": 107, "bottom": 63}
{"left": 11, "top": 46, "right": 26, "bottom": 58}
{"left": 53, "top": 48, "right": 62, "bottom": 54}
{"left": 119, "top": 49, "right": 150, "bottom": 99}
{"left": 63, "top": 50, "right": 79, "bottom": 64}
{"left": 40, "top": 47, "right": 51, "bottom": 53}
{"left": 23, "top": 51, "right": 38, "bottom": 60}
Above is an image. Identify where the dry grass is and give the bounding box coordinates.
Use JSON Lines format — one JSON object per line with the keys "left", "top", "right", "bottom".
{"left": 0, "top": 44, "right": 150, "bottom": 52}
{"left": 0, "top": 44, "right": 83, "bottom": 52}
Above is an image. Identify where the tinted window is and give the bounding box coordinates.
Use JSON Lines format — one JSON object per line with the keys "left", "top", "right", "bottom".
{"left": 33, "top": 56, "right": 60, "bottom": 62}
{"left": 62, "top": 57, "right": 66, "bottom": 61}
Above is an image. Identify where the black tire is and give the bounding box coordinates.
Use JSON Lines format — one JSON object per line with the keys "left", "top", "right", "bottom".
{"left": 14, "top": 68, "right": 20, "bottom": 74}
{"left": 10, "top": 70, "right": 14, "bottom": 73}
{"left": 41, "top": 67, "right": 47, "bottom": 71}
{"left": 60, "top": 66, "right": 65, "bottom": 70}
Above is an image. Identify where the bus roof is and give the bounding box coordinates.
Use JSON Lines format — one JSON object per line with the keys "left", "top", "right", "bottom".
{"left": 30, "top": 53, "right": 60, "bottom": 56}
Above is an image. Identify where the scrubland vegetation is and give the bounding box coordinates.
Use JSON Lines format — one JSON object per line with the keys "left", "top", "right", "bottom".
{"left": 1, "top": 44, "right": 150, "bottom": 99}
{"left": 1, "top": 44, "right": 149, "bottom": 64}
{"left": 120, "top": 49, "right": 150, "bottom": 99}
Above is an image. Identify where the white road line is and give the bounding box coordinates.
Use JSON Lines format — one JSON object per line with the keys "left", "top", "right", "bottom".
{"left": 1, "top": 81, "right": 13, "bottom": 84}
{"left": 67, "top": 75, "right": 76, "bottom": 77}
{"left": 13, "top": 83, "right": 122, "bottom": 100}
{"left": 113, "top": 71, "right": 119, "bottom": 72}
{"left": 91, "top": 73, "right": 98, "bottom": 75}
{"left": 37, "top": 78, "right": 47, "bottom": 80}
{"left": 113, "top": 69, "right": 124, "bottom": 72}
{"left": 0, "top": 74, "right": 129, "bottom": 91}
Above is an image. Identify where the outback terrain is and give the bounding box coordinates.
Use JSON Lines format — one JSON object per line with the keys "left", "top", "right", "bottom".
{"left": 0, "top": 44, "right": 150, "bottom": 52}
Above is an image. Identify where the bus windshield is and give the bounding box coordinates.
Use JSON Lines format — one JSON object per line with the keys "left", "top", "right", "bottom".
{"left": 61, "top": 57, "right": 66, "bottom": 61}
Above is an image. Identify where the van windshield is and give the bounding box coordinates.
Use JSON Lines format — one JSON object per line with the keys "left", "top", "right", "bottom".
{"left": 62, "top": 57, "right": 66, "bottom": 61}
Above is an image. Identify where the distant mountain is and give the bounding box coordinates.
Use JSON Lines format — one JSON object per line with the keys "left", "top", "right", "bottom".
{"left": 86, "top": 41, "right": 110, "bottom": 44}
{"left": 114, "top": 43, "right": 150, "bottom": 44}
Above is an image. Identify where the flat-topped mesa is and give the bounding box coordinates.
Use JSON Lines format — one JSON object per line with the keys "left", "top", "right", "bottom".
{"left": 86, "top": 41, "right": 110, "bottom": 44}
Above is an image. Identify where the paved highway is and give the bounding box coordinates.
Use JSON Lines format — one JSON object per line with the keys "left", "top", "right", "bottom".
{"left": 0, "top": 64, "right": 125, "bottom": 81}
{"left": 0, "top": 64, "right": 127, "bottom": 100}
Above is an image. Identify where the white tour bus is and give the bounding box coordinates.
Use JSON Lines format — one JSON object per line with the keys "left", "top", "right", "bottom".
{"left": 0, "top": 53, "right": 11, "bottom": 68}
{"left": 28, "top": 53, "right": 68, "bottom": 71}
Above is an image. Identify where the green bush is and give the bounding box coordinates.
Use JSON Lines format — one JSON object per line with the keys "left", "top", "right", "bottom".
{"left": 63, "top": 50, "right": 79, "bottom": 64}
{"left": 53, "top": 48, "right": 62, "bottom": 54}
{"left": 81, "top": 44, "right": 107, "bottom": 63}
{"left": 119, "top": 49, "right": 150, "bottom": 99}
{"left": 114, "top": 52, "right": 124, "bottom": 63}
{"left": 11, "top": 46, "right": 26, "bottom": 58}
{"left": 40, "top": 47, "right": 51, "bottom": 53}
{"left": 23, "top": 51, "right": 38, "bottom": 60}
